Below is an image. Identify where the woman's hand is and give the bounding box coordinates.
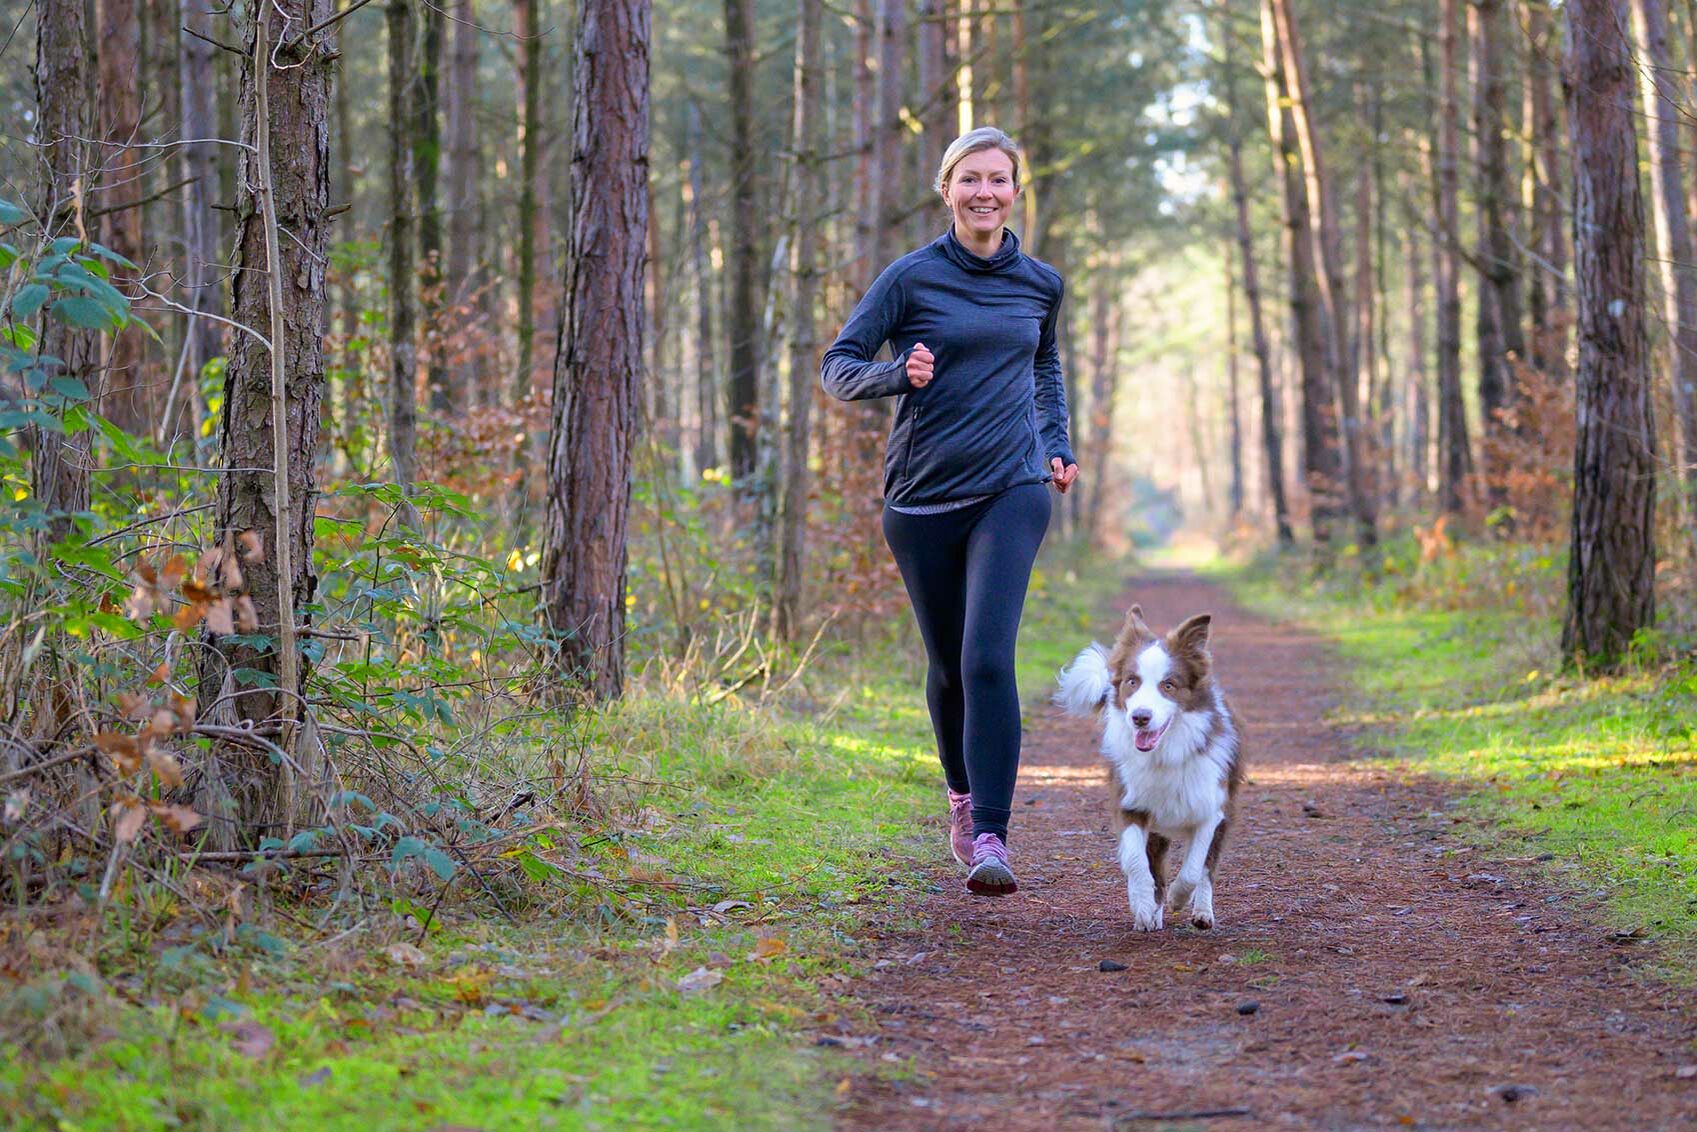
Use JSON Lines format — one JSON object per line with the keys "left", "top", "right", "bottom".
{"left": 906, "top": 342, "right": 935, "bottom": 389}
{"left": 1050, "top": 457, "right": 1080, "bottom": 494}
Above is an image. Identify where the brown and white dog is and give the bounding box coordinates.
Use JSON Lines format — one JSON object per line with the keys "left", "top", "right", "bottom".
{"left": 1055, "top": 605, "right": 1243, "bottom": 931}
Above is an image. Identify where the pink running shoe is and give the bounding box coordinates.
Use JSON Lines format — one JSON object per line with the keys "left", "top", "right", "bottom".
{"left": 965, "top": 832, "right": 1017, "bottom": 896}
{"left": 947, "top": 790, "right": 974, "bottom": 866}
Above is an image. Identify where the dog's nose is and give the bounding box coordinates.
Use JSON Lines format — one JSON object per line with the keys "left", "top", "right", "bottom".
{"left": 1131, "top": 708, "right": 1152, "bottom": 728}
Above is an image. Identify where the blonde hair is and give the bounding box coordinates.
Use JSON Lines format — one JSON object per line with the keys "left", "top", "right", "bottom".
{"left": 933, "top": 127, "right": 1022, "bottom": 200}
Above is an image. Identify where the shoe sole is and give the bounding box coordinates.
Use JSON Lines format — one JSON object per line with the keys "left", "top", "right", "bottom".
{"left": 965, "top": 860, "right": 1018, "bottom": 896}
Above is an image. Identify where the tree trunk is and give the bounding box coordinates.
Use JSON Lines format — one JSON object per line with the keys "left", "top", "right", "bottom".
{"left": 1402, "top": 178, "right": 1431, "bottom": 501}
{"left": 96, "top": 0, "right": 150, "bottom": 435}
{"left": 387, "top": 0, "right": 419, "bottom": 500}
{"left": 1220, "top": 15, "right": 1291, "bottom": 545}
{"left": 1225, "top": 234, "right": 1245, "bottom": 520}
{"left": 774, "top": 0, "right": 824, "bottom": 642}
{"left": 723, "top": 0, "right": 760, "bottom": 482}
{"left": 443, "top": 0, "right": 479, "bottom": 410}
{"left": 176, "top": 0, "right": 221, "bottom": 450}
{"left": 1561, "top": 0, "right": 1657, "bottom": 669}
{"left": 541, "top": 0, "right": 651, "bottom": 700}
{"left": 1471, "top": 0, "right": 1525, "bottom": 506}
{"left": 416, "top": 0, "right": 447, "bottom": 413}
{"left": 1632, "top": 0, "right": 1697, "bottom": 495}
{"left": 1435, "top": 0, "right": 1472, "bottom": 513}
{"left": 31, "top": 0, "right": 98, "bottom": 544}
{"left": 1260, "top": 0, "right": 1339, "bottom": 546}
{"left": 512, "top": 0, "right": 541, "bottom": 403}
{"left": 918, "top": 0, "right": 955, "bottom": 196}
{"left": 1267, "top": 0, "right": 1376, "bottom": 548}
{"left": 200, "top": 0, "right": 334, "bottom": 836}
{"left": 687, "top": 103, "right": 719, "bottom": 473}
{"left": 1524, "top": 0, "right": 1567, "bottom": 378}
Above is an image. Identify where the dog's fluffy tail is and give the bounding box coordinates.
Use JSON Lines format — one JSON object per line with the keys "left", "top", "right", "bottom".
{"left": 1054, "top": 643, "right": 1112, "bottom": 716}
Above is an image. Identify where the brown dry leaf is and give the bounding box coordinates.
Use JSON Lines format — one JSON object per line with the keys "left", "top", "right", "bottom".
{"left": 111, "top": 800, "right": 147, "bottom": 843}
{"left": 220, "top": 1019, "right": 275, "bottom": 1059}
{"left": 149, "top": 661, "right": 169, "bottom": 685}
{"left": 95, "top": 731, "right": 144, "bottom": 775}
{"left": 663, "top": 917, "right": 680, "bottom": 951}
{"left": 194, "top": 546, "right": 223, "bottom": 588}
{"left": 835, "top": 1078, "right": 852, "bottom": 1098}
{"left": 170, "top": 694, "right": 197, "bottom": 730}
{"left": 238, "top": 530, "right": 264, "bottom": 563}
{"left": 219, "top": 547, "right": 243, "bottom": 591}
{"left": 233, "top": 595, "right": 259, "bottom": 634}
{"left": 627, "top": 864, "right": 668, "bottom": 884}
{"left": 676, "top": 967, "right": 723, "bottom": 993}
{"left": 149, "top": 803, "right": 203, "bottom": 835}
{"left": 747, "top": 936, "right": 788, "bottom": 963}
{"left": 203, "top": 598, "right": 234, "bottom": 637}
{"left": 148, "top": 707, "right": 179, "bottom": 739}
{"left": 172, "top": 602, "right": 205, "bottom": 631}
{"left": 181, "top": 577, "right": 218, "bottom": 605}
{"left": 116, "top": 692, "right": 149, "bottom": 719}
{"left": 145, "top": 748, "right": 185, "bottom": 790}
{"left": 159, "top": 555, "right": 188, "bottom": 591}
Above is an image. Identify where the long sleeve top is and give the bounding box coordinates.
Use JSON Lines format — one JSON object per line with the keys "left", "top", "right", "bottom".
{"left": 820, "top": 227, "right": 1075, "bottom": 507}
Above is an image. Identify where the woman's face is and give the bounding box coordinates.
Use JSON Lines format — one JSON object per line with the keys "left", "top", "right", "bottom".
{"left": 945, "top": 149, "right": 1019, "bottom": 242}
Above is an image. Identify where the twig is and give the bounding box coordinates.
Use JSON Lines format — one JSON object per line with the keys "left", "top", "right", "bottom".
{"left": 183, "top": 22, "right": 245, "bottom": 58}
{"left": 87, "top": 176, "right": 197, "bottom": 219}
{"left": 0, "top": 745, "right": 94, "bottom": 787}
{"left": 303, "top": 0, "right": 379, "bottom": 39}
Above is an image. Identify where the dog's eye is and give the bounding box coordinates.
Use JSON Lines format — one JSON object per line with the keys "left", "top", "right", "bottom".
{"left": 1123, "top": 676, "right": 1140, "bottom": 689}
{"left": 1160, "top": 679, "right": 1177, "bottom": 692}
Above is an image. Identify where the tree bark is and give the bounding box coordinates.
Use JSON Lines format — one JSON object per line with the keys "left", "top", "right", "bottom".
{"left": 512, "top": 0, "right": 542, "bottom": 403}
{"left": 1561, "top": 0, "right": 1657, "bottom": 669}
{"left": 1260, "top": 0, "right": 1339, "bottom": 546}
{"left": 416, "top": 0, "right": 447, "bottom": 413}
{"left": 176, "top": 0, "right": 221, "bottom": 449}
{"left": 31, "top": 0, "right": 98, "bottom": 544}
{"left": 774, "top": 0, "right": 824, "bottom": 642}
{"left": 1435, "top": 0, "right": 1473, "bottom": 512}
{"left": 1267, "top": 0, "right": 1376, "bottom": 548}
{"left": 687, "top": 103, "right": 719, "bottom": 473}
{"left": 1225, "top": 233, "right": 1244, "bottom": 520}
{"left": 387, "top": 0, "right": 419, "bottom": 501}
{"left": 1632, "top": 0, "right": 1697, "bottom": 493}
{"left": 443, "top": 0, "right": 480, "bottom": 409}
{"left": 723, "top": 0, "right": 760, "bottom": 481}
{"left": 541, "top": 0, "right": 651, "bottom": 700}
{"left": 1524, "top": 0, "right": 1568, "bottom": 379}
{"left": 1402, "top": 175, "right": 1431, "bottom": 501}
{"left": 201, "top": 0, "right": 334, "bottom": 834}
{"left": 96, "top": 0, "right": 150, "bottom": 435}
{"left": 1471, "top": 0, "right": 1526, "bottom": 506}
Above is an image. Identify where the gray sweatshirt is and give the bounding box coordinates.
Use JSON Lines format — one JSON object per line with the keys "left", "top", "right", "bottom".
{"left": 820, "top": 228, "right": 1075, "bottom": 507}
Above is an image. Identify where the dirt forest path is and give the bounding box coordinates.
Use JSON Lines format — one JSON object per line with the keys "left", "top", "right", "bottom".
{"left": 835, "top": 570, "right": 1697, "bottom": 1130}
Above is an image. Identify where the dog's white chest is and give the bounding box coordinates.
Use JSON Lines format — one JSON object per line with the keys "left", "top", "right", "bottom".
{"left": 1104, "top": 713, "right": 1231, "bottom": 832}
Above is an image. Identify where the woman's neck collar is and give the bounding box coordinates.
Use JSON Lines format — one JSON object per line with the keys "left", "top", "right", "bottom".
{"left": 950, "top": 221, "right": 1007, "bottom": 260}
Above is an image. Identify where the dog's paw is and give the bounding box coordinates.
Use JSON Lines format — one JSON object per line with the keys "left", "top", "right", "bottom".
{"left": 1187, "top": 887, "right": 1215, "bottom": 930}
{"left": 1189, "top": 909, "right": 1214, "bottom": 930}
{"left": 1166, "top": 877, "right": 1196, "bottom": 912}
{"left": 1130, "top": 899, "right": 1164, "bottom": 932}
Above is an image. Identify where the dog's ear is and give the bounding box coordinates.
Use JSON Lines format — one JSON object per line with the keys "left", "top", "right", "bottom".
{"left": 1120, "top": 603, "right": 1153, "bottom": 642}
{"left": 1170, "top": 613, "right": 1212, "bottom": 661}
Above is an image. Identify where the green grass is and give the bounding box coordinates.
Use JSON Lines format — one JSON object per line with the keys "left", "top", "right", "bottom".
{"left": 1220, "top": 551, "right": 1697, "bottom": 969}
{"left": 2, "top": 544, "right": 1134, "bottom": 1130}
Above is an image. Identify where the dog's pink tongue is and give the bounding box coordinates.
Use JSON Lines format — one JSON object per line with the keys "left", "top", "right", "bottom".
{"left": 1134, "top": 730, "right": 1159, "bottom": 752}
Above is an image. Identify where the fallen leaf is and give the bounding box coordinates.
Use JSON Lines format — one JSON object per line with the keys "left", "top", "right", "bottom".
{"left": 95, "top": 731, "right": 143, "bottom": 775}
{"left": 1675, "top": 1065, "right": 1697, "bottom": 1080}
{"left": 663, "top": 917, "right": 679, "bottom": 951}
{"left": 221, "top": 1019, "right": 274, "bottom": 1059}
{"left": 747, "top": 936, "right": 788, "bottom": 962}
{"left": 711, "top": 899, "right": 751, "bottom": 915}
{"left": 116, "top": 692, "right": 150, "bottom": 719}
{"left": 1333, "top": 1050, "right": 1370, "bottom": 1064}
{"left": 676, "top": 967, "right": 724, "bottom": 993}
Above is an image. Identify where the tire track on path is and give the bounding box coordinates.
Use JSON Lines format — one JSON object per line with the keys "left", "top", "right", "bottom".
{"left": 835, "top": 570, "right": 1697, "bottom": 1130}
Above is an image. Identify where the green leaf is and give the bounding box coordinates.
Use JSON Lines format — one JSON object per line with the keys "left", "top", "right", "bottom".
{"left": 48, "top": 237, "right": 81, "bottom": 256}
{"left": 0, "top": 199, "right": 26, "bottom": 225}
{"left": 0, "top": 244, "right": 18, "bottom": 270}
{"left": 49, "top": 296, "right": 120, "bottom": 331}
{"left": 49, "top": 375, "right": 90, "bottom": 401}
{"left": 11, "top": 283, "right": 48, "bottom": 319}
{"left": 85, "top": 242, "right": 139, "bottom": 271}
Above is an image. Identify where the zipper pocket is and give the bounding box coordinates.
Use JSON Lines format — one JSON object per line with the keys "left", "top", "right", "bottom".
{"left": 901, "top": 401, "right": 924, "bottom": 483}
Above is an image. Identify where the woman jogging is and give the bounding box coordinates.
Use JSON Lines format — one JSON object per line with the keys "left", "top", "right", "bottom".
{"left": 820, "top": 126, "right": 1079, "bottom": 896}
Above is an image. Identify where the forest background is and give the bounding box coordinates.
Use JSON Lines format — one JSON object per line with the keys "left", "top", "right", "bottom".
{"left": 1, "top": 0, "right": 1695, "bottom": 1124}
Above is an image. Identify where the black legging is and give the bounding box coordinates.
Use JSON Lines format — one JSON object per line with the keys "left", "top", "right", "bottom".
{"left": 882, "top": 483, "right": 1052, "bottom": 841}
